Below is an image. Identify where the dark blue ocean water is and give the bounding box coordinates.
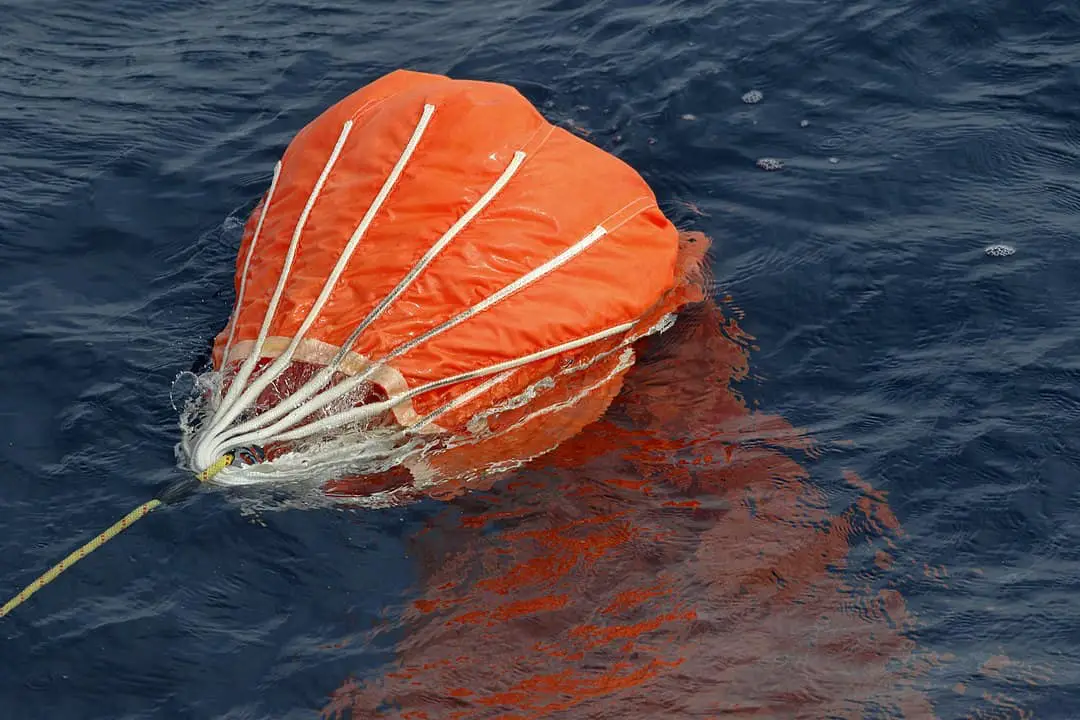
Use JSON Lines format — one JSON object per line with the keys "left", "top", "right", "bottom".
{"left": 2, "top": 0, "right": 1079, "bottom": 717}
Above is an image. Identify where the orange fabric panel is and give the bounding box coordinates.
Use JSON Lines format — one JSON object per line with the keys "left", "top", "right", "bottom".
{"left": 419, "top": 353, "right": 633, "bottom": 500}
{"left": 411, "top": 231, "right": 709, "bottom": 429}
{"left": 324, "top": 344, "right": 633, "bottom": 501}
{"left": 211, "top": 69, "right": 680, "bottom": 401}
{"left": 216, "top": 69, "right": 450, "bottom": 347}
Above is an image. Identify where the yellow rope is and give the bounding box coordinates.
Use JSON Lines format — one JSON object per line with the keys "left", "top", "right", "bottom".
{"left": 0, "top": 453, "right": 234, "bottom": 620}
{"left": 195, "top": 455, "right": 234, "bottom": 483}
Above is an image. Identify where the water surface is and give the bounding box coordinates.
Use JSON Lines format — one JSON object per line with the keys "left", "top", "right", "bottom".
{"left": 1, "top": 0, "right": 1078, "bottom": 717}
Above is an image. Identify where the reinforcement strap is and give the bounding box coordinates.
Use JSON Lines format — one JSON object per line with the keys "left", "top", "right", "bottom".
{"left": 0, "top": 453, "right": 234, "bottom": 620}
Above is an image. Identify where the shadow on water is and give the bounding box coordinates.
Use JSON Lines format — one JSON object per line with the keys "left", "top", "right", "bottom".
{"left": 313, "top": 289, "right": 1026, "bottom": 718}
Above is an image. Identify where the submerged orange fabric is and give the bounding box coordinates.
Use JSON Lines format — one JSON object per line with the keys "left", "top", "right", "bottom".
{"left": 212, "top": 69, "right": 703, "bottom": 483}
{"left": 320, "top": 295, "right": 947, "bottom": 719}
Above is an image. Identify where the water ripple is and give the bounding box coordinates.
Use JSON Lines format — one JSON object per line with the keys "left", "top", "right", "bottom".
{"left": 1, "top": 0, "right": 1078, "bottom": 716}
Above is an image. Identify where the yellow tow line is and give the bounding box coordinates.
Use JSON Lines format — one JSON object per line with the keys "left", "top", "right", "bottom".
{"left": 0, "top": 453, "right": 235, "bottom": 619}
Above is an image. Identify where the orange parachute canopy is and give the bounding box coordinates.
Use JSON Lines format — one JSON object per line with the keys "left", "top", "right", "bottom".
{"left": 183, "top": 69, "right": 709, "bottom": 499}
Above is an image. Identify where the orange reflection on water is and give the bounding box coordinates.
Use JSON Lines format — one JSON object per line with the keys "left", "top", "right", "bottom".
{"left": 322, "top": 296, "right": 940, "bottom": 719}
